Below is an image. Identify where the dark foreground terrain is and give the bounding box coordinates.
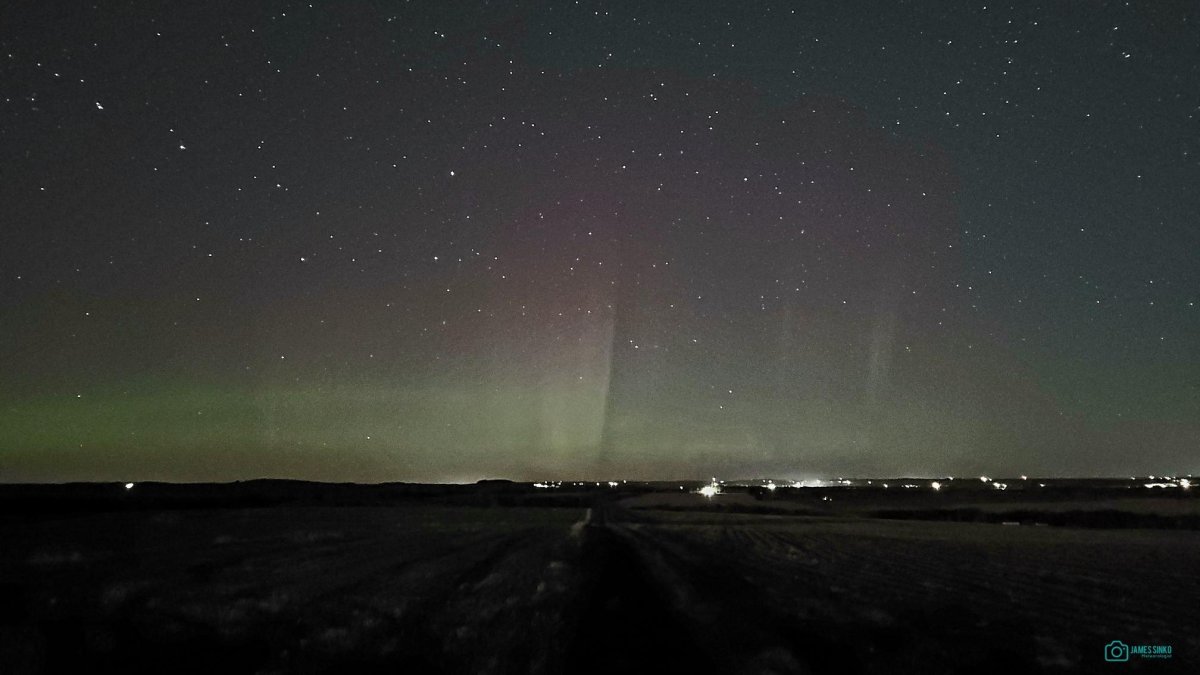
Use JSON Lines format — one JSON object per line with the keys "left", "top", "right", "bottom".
{"left": 1, "top": 483, "right": 1197, "bottom": 674}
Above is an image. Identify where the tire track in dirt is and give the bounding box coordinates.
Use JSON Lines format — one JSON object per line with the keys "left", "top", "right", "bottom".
{"left": 563, "top": 510, "right": 711, "bottom": 675}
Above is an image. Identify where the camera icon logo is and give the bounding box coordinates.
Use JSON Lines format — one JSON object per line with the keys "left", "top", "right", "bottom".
{"left": 1105, "top": 640, "right": 1130, "bottom": 662}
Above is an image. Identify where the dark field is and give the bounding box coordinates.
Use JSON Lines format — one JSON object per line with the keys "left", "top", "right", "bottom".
{"left": 1, "top": 484, "right": 1197, "bottom": 674}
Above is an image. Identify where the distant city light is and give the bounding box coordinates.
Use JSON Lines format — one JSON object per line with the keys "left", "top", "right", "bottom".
{"left": 765, "top": 481, "right": 777, "bottom": 491}
{"left": 1144, "top": 482, "right": 1178, "bottom": 489}
{"left": 124, "top": 482, "right": 134, "bottom": 490}
{"left": 699, "top": 485, "right": 720, "bottom": 498}
{"left": 931, "top": 481, "right": 942, "bottom": 491}
{"left": 1180, "top": 479, "right": 1191, "bottom": 490}
{"left": 992, "top": 482, "right": 1008, "bottom": 491}
{"left": 979, "top": 476, "right": 991, "bottom": 483}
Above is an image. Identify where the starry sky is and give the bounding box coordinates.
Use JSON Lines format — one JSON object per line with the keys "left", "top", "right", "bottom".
{"left": 2, "top": 1, "right": 1197, "bottom": 483}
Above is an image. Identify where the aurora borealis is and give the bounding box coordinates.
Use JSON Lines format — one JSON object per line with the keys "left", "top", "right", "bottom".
{"left": 2, "top": 1, "right": 1197, "bottom": 482}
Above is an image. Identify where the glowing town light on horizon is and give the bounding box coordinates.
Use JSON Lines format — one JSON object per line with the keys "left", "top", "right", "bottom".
{"left": 124, "top": 483, "right": 134, "bottom": 490}
{"left": 1180, "top": 479, "right": 1191, "bottom": 490}
{"left": 699, "top": 485, "right": 720, "bottom": 498}
{"left": 931, "top": 481, "right": 942, "bottom": 491}
{"left": 979, "top": 476, "right": 990, "bottom": 483}
{"left": 766, "top": 481, "right": 777, "bottom": 491}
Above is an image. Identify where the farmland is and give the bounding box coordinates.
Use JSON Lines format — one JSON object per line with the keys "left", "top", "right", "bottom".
{"left": 1, "top": 483, "right": 1197, "bottom": 673}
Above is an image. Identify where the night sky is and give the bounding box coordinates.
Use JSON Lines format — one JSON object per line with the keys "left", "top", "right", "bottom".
{"left": 2, "top": 1, "right": 1197, "bottom": 483}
